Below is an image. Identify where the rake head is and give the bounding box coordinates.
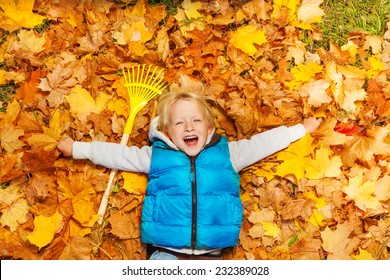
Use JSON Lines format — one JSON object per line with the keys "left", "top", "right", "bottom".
{"left": 122, "top": 64, "right": 168, "bottom": 134}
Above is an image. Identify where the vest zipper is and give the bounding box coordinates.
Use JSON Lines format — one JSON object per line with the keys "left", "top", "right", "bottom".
{"left": 189, "top": 155, "right": 197, "bottom": 251}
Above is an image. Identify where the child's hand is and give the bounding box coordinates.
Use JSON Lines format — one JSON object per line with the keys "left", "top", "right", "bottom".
{"left": 303, "top": 117, "right": 322, "bottom": 134}
{"left": 57, "top": 137, "right": 74, "bottom": 157}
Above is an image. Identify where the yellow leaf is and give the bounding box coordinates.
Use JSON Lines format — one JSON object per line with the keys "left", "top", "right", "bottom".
{"left": 286, "top": 62, "right": 323, "bottom": 89}
{"left": 276, "top": 134, "right": 315, "bottom": 181}
{"left": 344, "top": 168, "right": 380, "bottom": 211}
{"left": 0, "top": 187, "right": 29, "bottom": 232}
{"left": 17, "top": 29, "right": 46, "bottom": 53}
{"left": 0, "top": 0, "right": 46, "bottom": 31}
{"left": 297, "top": 0, "right": 324, "bottom": 23}
{"left": 303, "top": 191, "right": 327, "bottom": 208}
{"left": 69, "top": 219, "right": 92, "bottom": 237}
{"left": 352, "top": 248, "right": 375, "bottom": 260}
{"left": 272, "top": 0, "right": 298, "bottom": 21}
{"left": 305, "top": 146, "right": 343, "bottom": 179}
{"left": 260, "top": 221, "right": 280, "bottom": 238}
{"left": 66, "top": 86, "right": 111, "bottom": 123}
{"left": 0, "top": 124, "right": 25, "bottom": 153}
{"left": 26, "top": 109, "right": 70, "bottom": 151}
{"left": 122, "top": 172, "right": 148, "bottom": 195}
{"left": 308, "top": 209, "right": 325, "bottom": 227}
{"left": 321, "top": 223, "right": 353, "bottom": 260}
{"left": 27, "top": 211, "right": 64, "bottom": 249}
{"left": 182, "top": 0, "right": 202, "bottom": 19}
{"left": 299, "top": 79, "right": 332, "bottom": 107}
{"left": 229, "top": 24, "right": 267, "bottom": 57}
{"left": 251, "top": 162, "right": 277, "bottom": 181}
{"left": 72, "top": 188, "right": 98, "bottom": 227}
{"left": 366, "top": 55, "right": 385, "bottom": 78}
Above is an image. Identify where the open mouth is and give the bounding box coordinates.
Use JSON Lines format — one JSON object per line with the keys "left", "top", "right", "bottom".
{"left": 183, "top": 135, "right": 198, "bottom": 146}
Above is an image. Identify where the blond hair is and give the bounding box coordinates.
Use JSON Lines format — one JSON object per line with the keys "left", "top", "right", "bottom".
{"left": 157, "top": 92, "right": 215, "bottom": 132}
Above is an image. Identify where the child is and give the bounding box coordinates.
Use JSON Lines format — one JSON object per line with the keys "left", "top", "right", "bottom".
{"left": 57, "top": 92, "right": 321, "bottom": 260}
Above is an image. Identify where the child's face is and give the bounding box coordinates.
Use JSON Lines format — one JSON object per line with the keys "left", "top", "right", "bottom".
{"left": 165, "top": 99, "right": 212, "bottom": 156}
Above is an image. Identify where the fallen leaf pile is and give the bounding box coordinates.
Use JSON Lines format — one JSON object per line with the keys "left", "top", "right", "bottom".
{"left": 1, "top": 0, "right": 390, "bottom": 260}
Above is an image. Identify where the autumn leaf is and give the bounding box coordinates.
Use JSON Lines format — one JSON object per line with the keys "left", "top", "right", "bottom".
{"left": 182, "top": 0, "right": 202, "bottom": 19}
{"left": 344, "top": 168, "right": 380, "bottom": 211}
{"left": 0, "top": 187, "right": 29, "bottom": 232}
{"left": 295, "top": 0, "right": 325, "bottom": 29}
{"left": 72, "top": 188, "right": 99, "bottom": 227}
{"left": 286, "top": 62, "right": 323, "bottom": 89}
{"left": 276, "top": 134, "right": 315, "bottom": 181}
{"left": 27, "top": 211, "right": 64, "bottom": 249}
{"left": 229, "top": 24, "right": 267, "bottom": 57}
{"left": 352, "top": 248, "right": 375, "bottom": 260}
{"left": 305, "top": 146, "right": 343, "bottom": 180}
{"left": 0, "top": 124, "right": 25, "bottom": 153}
{"left": 340, "top": 125, "right": 390, "bottom": 167}
{"left": 122, "top": 172, "right": 148, "bottom": 195}
{"left": 299, "top": 79, "right": 332, "bottom": 107}
{"left": 16, "top": 29, "right": 46, "bottom": 53}
{"left": 66, "top": 85, "right": 111, "bottom": 124}
{"left": 0, "top": 0, "right": 46, "bottom": 31}
{"left": 321, "top": 223, "right": 354, "bottom": 260}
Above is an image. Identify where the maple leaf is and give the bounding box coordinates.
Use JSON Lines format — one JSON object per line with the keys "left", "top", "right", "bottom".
{"left": 16, "top": 29, "right": 46, "bottom": 54}
{"left": 58, "top": 236, "right": 92, "bottom": 260}
{"left": 299, "top": 79, "right": 332, "bottom": 107}
{"left": 321, "top": 223, "right": 354, "bottom": 260}
{"left": 305, "top": 146, "right": 343, "bottom": 180}
{"left": 182, "top": 0, "right": 202, "bottom": 19}
{"left": 344, "top": 168, "right": 380, "bottom": 211}
{"left": 374, "top": 175, "right": 390, "bottom": 201}
{"left": 109, "top": 211, "right": 140, "bottom": 239}
{"left": 15, "top": 68, "right": 46, "bottom": 105}
{"left": 229, "top": 24, "right": 267, "bottom": 57}
{"left": 340, "top": 125, "right": 390, "bottom": 167}
{"left": 72, "top": 188, "right": 99, "bottom": 227}
{"left": 334, "top": 122, "right": 363, "bottom": 136}
{"left": 260, "top": 221, "right": 280, "bottom": 238}
{"left": 276, "top": 134, "right": 315, "bottom": 181}
{"left": 122, "top": 172, "right": 148, "bottom": 195}
{"left": 366, "top": 55, "right": 385, "bottom": 78}
{"left": 38, "top": 65, "right": 78, "bottom": 107}
{"left": 296, "top": 0, "right": 324, "bottom": 28}
{"left": 0, "top": 187, "right": 29, "bottom": 232}
{"left": 352, "top": 248, "right": 375, "bottom": 260}
{"left": 0, "top": 0, "right": 46, "bottom": 31}
{"left": 0, "top": 124, "right": 25, "bottom": 153}
{"left": 66, "top": 85, "right": 111, "bottom": 124}
{"left": 27, "top": 211, "right": 64, "bottom": 249}
{"left": 286, "top": 62, "right": 323, "bottom": 89}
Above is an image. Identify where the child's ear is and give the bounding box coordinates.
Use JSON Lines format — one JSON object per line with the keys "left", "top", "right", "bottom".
{"left": 208, "top": 125, "right": 213, "bottom": 134}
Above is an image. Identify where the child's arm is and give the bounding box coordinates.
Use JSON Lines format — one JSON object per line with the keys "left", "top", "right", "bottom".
{"left": 57, "top": 137, "right": 152, "bottom": 173}
{"left": 229, "top": 118, "right": 321, "bottom": 172}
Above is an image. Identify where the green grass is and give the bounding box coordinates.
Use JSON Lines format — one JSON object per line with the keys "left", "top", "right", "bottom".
{"left": 314, "top": 0, "right": 390, "bottom": 49}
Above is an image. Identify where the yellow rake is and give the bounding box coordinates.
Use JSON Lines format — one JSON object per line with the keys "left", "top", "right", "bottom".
{"left": 97, "top": 64, "right": 168, "bottom": 224}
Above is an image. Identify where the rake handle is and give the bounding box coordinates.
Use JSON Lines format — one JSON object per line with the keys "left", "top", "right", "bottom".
{"left": 97, "top": 133, "right": 130, "bottom": 225}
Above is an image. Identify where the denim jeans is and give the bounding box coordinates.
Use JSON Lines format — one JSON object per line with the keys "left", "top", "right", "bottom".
{"left": 149, "top": 250, "right": 178, "bottom": 260}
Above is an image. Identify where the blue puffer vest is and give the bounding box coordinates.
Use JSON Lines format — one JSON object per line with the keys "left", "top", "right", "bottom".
{"left": 141, "top": 134, "right": 242, "bottom": 250}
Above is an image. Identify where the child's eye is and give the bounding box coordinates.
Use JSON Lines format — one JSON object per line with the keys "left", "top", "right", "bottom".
{"left": 194, "top": 119, "right": 202, "bottom": 122}
{"left": 175, "top": 121, "right": 183, "bottom": 125}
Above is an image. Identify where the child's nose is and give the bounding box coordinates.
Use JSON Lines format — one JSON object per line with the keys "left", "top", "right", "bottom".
{"left": 184, "top": 122, "right": 194, "bottom": 131}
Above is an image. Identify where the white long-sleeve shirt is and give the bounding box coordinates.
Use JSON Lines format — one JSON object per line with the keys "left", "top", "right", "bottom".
{"left": 73, "top": 117, "right": 306, "bottom": 173}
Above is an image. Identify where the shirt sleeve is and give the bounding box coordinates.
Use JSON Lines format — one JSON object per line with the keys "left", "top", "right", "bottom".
{"left": 72, "top": 141, "right": 152, "bottom": 173}
{"left": 229, "top": 124, "right": 306, "bottom": 172}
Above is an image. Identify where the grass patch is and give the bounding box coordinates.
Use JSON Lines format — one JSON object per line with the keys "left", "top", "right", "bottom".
{"left": 0, "top": 83, "right": 16, "bottom": 112}
{"left": 313, "top": 0, "right": 390, "bottom": 49}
